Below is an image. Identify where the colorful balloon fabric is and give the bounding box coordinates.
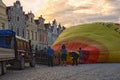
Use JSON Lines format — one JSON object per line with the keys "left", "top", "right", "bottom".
{"left": 52, "top": 22, "right": 120, "bottom": 64}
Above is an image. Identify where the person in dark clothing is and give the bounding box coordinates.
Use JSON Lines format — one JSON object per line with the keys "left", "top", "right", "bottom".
{"left": 47, "top": 46, "right": 54, "bottom": 67}
{"left": 78, "top": 48, "right": 83, "bottom": 63}
{"left": 60, "top": 44, "right": 67, "bottom": 66}
{"left": 70, "top": 52, "right": 79, "bottom": 66}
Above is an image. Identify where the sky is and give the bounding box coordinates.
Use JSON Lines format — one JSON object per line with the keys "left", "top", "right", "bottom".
{"left": 2, "top": 0, "right": 120, "bottom": 28}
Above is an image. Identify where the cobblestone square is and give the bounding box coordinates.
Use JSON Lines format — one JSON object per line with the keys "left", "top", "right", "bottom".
{"left": 0, "top": 63, "right": 120, "bottom": 80}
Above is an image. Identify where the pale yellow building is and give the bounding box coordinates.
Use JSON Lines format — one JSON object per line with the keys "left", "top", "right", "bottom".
{"left": 35, "top": 15, "right": 47, "bottom": 50}
{"left": 25, "top": 12, "right": 38, "bottom": 52}
{"left": 0, "top": 0, "right": 8, "bottom": 29}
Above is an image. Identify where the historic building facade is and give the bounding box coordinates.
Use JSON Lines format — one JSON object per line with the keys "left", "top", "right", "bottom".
{"left": 57, "top": 23, "right": 62, "bottom": 35}
{"left": 25, "top": 12, "right": 38, "bottom": 52}
{"left": 51, "top": 19, "right": 58, "bottom": 42}
{"left": 6, "top": 1, "right": 26, "bottom": 38}
{"left": 0, "top": 0, "right": 65, "bottom": 51}
{"left": 45, "top": 23, "right": 53, "bottom": 46}
{"left": 35, "top": 15, "right": 47, "bottom": 50}
{"left": 0, "top": 0, "right": 8, "bottom": 29}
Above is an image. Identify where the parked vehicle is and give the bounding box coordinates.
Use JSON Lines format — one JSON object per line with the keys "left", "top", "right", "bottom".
{"left": 0, "top": 30, "right": 35, "bottom": 75}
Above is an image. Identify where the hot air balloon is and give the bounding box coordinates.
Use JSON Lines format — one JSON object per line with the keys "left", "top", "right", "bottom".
{"left": 52, "top": 22, "right": 120, "bottom": 64}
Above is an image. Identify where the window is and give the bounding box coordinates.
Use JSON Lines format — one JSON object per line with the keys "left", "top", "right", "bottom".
{"left": 17, "top": 28, "right": 19, "bottom": 36}
{"left": 17, "top": 16, "right": 19, "bottom": 21}
{"left": 11, "top": 26, "right": 13, "bottom": 30}
{"left": 40, "top": 30, "right": 42, "bottom": 41}
{"left": 2, "top": 23, "right": 5, "bottom": 29}
{"left": 31, "top": 18, "right": 33, "bottom": 23}
{"left": 22, "top": 29, "right": 24, "bottom": 38}
{"left": 8, "top": 16, "right": 11, "bottom": 21}
{"left": 31, "top": 31, "right": 34, "bottom": 40}
{"left": 35, "top": 32, "right": 37, "bottom": 40}
{"left": 32, "top": 45, "right": 34, "bottom": 50}
{"left": 27, "top": 30, "right": 30, "bottom": 39}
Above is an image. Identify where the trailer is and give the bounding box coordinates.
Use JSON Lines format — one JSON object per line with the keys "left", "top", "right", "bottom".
{"left": 35, "top": 50, "right": 60, "bottom": 65}
{"left": 0, "top": 30, "right": 35, "bottom": 75}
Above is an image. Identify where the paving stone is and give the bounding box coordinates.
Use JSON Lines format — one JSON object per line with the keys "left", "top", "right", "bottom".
{"left": 0, "top": 63, "right": 120, "bottom": 80}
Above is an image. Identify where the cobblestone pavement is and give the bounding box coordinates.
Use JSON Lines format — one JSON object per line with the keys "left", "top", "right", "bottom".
{"left": 0, "top": 63, "right": 120, "bottom": 80}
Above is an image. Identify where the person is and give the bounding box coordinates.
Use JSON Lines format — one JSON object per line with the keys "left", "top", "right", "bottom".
{"left": 70, "top": 51, "right": 79, "bottom": 66}
{"left": 78, "top": 48, "right": 83, "bottom": 63}
{"left": 47, "top": 46, "right": 54, "bottom": 67}
{"left": 60, "top": 44, "right": 67, "bottom": 66}
{"left": 43, "top": 47, "right": 47, "bottom": 54}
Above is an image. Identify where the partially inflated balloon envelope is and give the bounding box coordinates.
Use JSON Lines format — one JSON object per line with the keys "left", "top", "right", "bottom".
{"left": 52, "top": 22, "right": 120, "bottom": 64}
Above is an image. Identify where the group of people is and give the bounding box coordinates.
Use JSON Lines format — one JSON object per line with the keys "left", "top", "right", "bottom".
{"left": 46, "top": 44, "right": 83, "bottom": 67}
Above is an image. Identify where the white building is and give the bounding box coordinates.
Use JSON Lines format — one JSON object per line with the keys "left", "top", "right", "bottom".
{"left": 6, "top": 1, "right": 26, "bottom": 38}
{"left": 45, "top": 23, "right": 52, "bottom": 46}
{"left": 51, "top": 19, "right": 58, "bottom": 42}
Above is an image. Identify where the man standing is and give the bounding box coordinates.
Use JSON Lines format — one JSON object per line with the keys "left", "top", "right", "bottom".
{"left": 60, "top": 44, "right": 67, "bottom": 66}
{"left": 47, "top": 46, "right": 54, "bottom": 67}
{"left": 78, "top": 48, "right": 83, "bottom": 63}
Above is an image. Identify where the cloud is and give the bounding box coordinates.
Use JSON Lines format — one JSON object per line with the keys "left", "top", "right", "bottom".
{"left": 35, "top": 0, "right": 120, "bottom": 28}
{"left": 3, "top": 0, "right": 120, "bottom": 28}
{"left": 3, "top": 0, "right": 45, "bottom": 13}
